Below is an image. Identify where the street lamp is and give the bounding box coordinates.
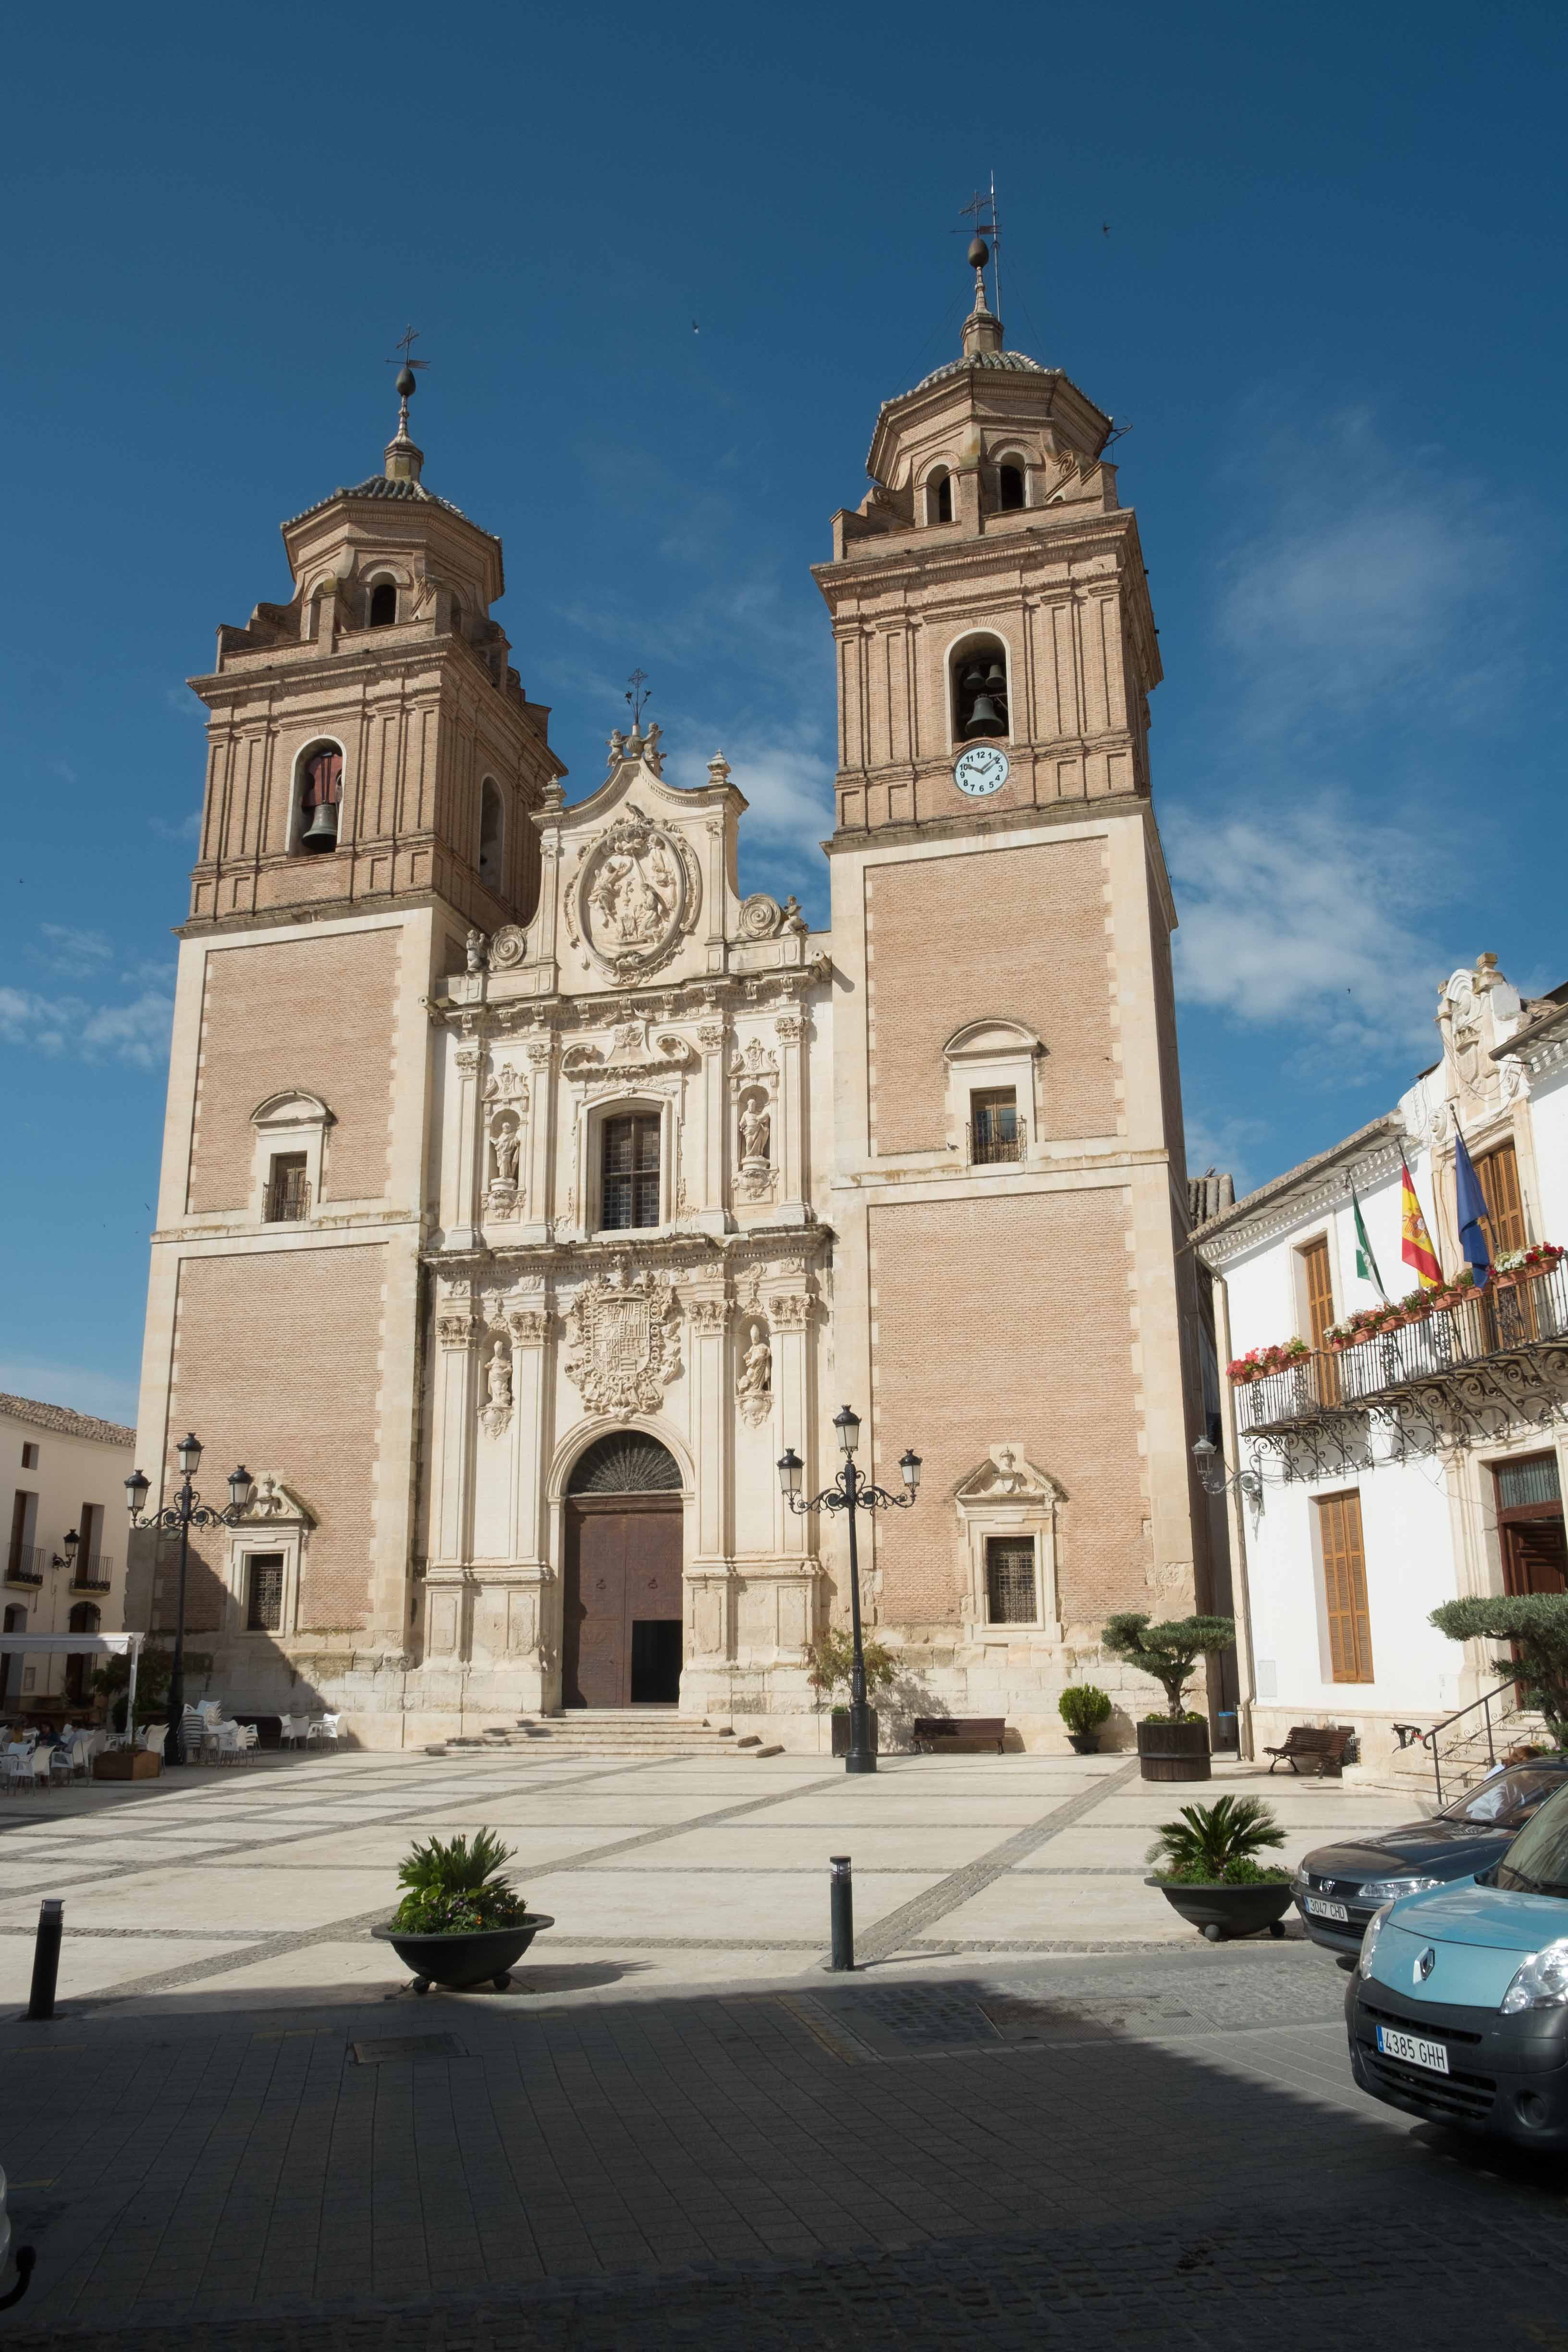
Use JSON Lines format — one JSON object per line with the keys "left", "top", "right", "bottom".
{"left": 51, "top": 1529, "right": 80, "bottom": 1576}
{"left": 1191, "top": 1434, "right": 1262, "bottom": 1505}
{"left": 125, "top": 1438, "right": 253, "bottom": 1764}
{"left": 778, "top": 1406, "right": 921, "bottom": 1775}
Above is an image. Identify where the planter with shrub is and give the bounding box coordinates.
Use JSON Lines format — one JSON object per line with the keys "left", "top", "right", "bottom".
{"left": 371, "top": 1830, "right": 553, "bottom": 1993}
{"left": 1101, "top": 1612, "right": 1234, "bottom": 1782}
{"left": 1144, "top": 1796, "right": 1293, "bottom": 1940}
{"left": 1058, "top": 1683, "right": 1113, "bottom": 1755}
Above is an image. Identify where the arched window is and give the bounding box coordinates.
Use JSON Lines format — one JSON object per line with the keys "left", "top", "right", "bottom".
{"left": 368, "top": 581, "right": 397, "bottom": 627}
{"left": 927, "top": 469, "right": 953, "bottom": 525}
{"left": 998, "top": 464, "right": 1026, "bottom": 512}
{"left": 951, "top": 636, "right": 1010, "bottom": 742}
{"left": 478, "top": 778, "right": 505, "bottom": 894}
{"left": 297, "top": 743, "right": 343, "bottom": 855}
{"left": 568, "top": 1433, "right": 682, "bottom": 1494}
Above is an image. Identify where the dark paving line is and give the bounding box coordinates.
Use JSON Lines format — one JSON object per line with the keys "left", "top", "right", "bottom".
{"left": 69, "top": 1766, "right": 848, "bottom": 2007}
{"left": 849, "top": 1760, "right": 1142, "bottom": 1966}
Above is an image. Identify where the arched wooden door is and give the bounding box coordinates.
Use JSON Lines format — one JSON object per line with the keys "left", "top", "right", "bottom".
{"left": 562, "top": 1435, "right": 684, "bottom": 1708}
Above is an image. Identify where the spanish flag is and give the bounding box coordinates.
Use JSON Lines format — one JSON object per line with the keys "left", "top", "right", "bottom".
{"left": 1400, "top": 1152, "right": 1442, "bottom": 1289}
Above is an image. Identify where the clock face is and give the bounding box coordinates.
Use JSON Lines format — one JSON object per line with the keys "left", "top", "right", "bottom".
{"left": 953, "top": 745, "right": 1009, "bottom": 797}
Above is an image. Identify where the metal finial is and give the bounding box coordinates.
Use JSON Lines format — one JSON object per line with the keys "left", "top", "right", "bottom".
{"left": 386, "top": 326, "right": 429, "bottom": 436}
{"left": 625, "top": 668, "right": 651, "bottom": 729}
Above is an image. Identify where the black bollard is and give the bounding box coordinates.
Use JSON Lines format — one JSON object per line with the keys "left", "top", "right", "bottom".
{"left": 26, "top": 1899, "right": 63, "bottom": 2022}
{"left": 829, "top": 1855, "right": 855, "bottom": 1971}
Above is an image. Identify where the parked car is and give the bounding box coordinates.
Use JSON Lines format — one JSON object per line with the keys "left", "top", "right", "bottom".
{"left": 1346, "top": 1776, "right": 1568, "bottom": 2148}
{"left": 1294, "top": 1759, "right": 1568, "bottom": 1958}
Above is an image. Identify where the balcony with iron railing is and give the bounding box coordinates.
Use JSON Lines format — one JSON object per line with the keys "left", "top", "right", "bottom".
{"left": 1234, "top": 1255, "right": 1568, "bottom": 1436}
{"left": 966, "top": 1119, "right": 1028, "bottom": 1167}
{"left": 70, "top": 1558, "right": 114, "bottom": 1592}
{"left": 4, "top": 1544, "right": 48, "bottom": 1586}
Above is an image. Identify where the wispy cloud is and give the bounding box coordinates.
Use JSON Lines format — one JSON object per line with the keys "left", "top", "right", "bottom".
{"left": 38, "top": 923, "right": 114, "bottom": 965}
{"left": 0, "top": 1357, "right": 139, "bottom": 1428}
{"left": 0, "top": 982, "right": 173, "bottom": 1068}
{"left": 1166, "top": 800, "right": 1446, "bottom": 1081}
{"left": 148, "top": 808, "right": 202, "bottom": 843}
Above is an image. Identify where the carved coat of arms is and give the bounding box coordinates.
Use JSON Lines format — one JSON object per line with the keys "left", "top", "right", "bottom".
{"left": 563, "top": 1267, "right": 684, "bottom": 1413}
{"left": 568, "top": 807, "right": 701, "bottom": 982}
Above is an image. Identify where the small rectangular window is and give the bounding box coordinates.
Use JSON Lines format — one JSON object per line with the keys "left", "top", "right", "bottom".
{"left": 985, "top": 1536, "right": 1038, "bottom": 1625}
{"left": 246, "top": 1554, "right": 285, "bottom": 1633}
{"left": 971, "top": 1089, "right": 1022, "bottom": 1165}
{"left": 20, "top": 1443, "right": 37, "bottom": 1470}
{"left": 1495, "top": 1455, "right": 1562, "bottom": 1510}
{"left": 265, "top": 1153, "right": 309, "bottom": 1222}
{"left": 601, "top": 1114, "right": 661, "bottom": 1230}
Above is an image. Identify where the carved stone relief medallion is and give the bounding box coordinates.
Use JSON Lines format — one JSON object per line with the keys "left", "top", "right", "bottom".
{"left": 575, "top": 807, "right": 700, "bottom": 982}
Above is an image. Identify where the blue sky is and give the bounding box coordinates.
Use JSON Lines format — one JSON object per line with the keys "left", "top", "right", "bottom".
{"left": 3, "top": 0, "right": 1565, "bottom": 1422}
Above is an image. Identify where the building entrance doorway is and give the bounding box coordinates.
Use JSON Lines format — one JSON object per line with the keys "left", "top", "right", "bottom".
{"left": 1495, "top": 1455, "right": 1567, "bottom": 1595}
{"left": 562, "top": 1434, "right": 684, "bottom": 1707}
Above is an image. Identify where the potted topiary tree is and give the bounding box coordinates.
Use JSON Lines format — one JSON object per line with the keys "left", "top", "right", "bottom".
{"left": 1058, "top": 1683, "right": 1113, "bottom": 1755}
{"left": 1101, "top": 1612, "right": 1235, "bottom": 1782}
{"left": 1430, "top": 1594, "right": 1568, "bottom": 1748}
{"left": 805, "top": 1627, "right": 897, "bottom": 1756}
{"left": 371, "top": 1830, "right": 553, "bottom": 1994}
{"left": 1144, "top": 1795, "right": 1293, "bottom": 1939}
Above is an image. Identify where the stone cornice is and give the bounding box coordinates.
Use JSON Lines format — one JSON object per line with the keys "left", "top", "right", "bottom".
{"left": 427, "top": 1223, "right": 833, "bottom": 1285}
{"left": 813, "top": 507, "right": 1139, "bottom": 600}
{"left": 824, "top": 788, "right": 1151, "bottom": 858}
{"left": 429, "top": 956, "right": 832, "bottom": 1036}
{"left": 1194, "top": 1119, "right": 1406, "bottom": 1269}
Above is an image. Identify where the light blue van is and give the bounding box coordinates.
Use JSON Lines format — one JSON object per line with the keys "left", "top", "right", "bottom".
{"left": 1347, "top": 1776, "right": 1568, "bottom": 2146}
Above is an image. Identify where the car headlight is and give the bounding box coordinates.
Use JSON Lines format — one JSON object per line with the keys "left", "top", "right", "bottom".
{"left": 1356, "top": 1875, "right": 1442, "bottom": 1902}
{"left": 1501, "top": 1938, "right": 1568, "bottom": 2013}
{"left": 1358, "top": 1902, "right": 1394, "bottom": 1977}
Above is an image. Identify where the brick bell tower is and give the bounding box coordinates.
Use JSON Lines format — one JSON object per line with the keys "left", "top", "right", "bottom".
{"left": 131, "top": 366, "right": 564, "bottom": 1729}
{"left": 816, "top": 237, "right": 1223, "bottom": 1735}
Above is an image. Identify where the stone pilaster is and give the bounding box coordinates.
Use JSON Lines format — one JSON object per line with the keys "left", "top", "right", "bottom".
{"left": 518, "top": 1032, "right": 556, "bottom": 1244}
{"left": 696, "top": 1017, "right": 730, "bottom": 1236}
{"left": 444, "top": 1043, "right": 485, "bottom": 1251}
{"left": 772, "top": 1007, "right": 810, "bottom": 1226}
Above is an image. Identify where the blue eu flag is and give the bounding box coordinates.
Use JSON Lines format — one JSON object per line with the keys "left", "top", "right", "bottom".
{"left": 1453, "top": 1129, "right": 1492, "bottom": 1292}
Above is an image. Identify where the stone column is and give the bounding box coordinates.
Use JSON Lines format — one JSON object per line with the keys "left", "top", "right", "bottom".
{"left": 696, "top": 1017, "right": 729, "bottom": 1236}
{"left": 426, "top": 1287, "right": 478, "bottom": 1667}
{"left": 773, "top": 1008, "right": 809, "bottom": 1226}
{"left": 444, "top": 1042, "right": 486, "bottom": 1251}
{"left": 685, "top": 1292, "right": 735, "bottom": 1680}
{"left": 519, "top": 1031, "right": 556, "bottom": 1244}
{"left": 767, "top": 1287, "right": 818, "bottom": 1566}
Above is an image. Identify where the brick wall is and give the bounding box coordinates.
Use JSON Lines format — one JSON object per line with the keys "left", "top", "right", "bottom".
{"left": 159, "top": 1244, "right": 388, "bottom": 1632}
{"left": 867, "top": 1189, "right": 1147, "bottom": 1626}
{"left": 186, "top": 929, "right": 401, "bottom": 1212}
{"left": 866, "top": 840, "right": 1116, "bottom": 1155}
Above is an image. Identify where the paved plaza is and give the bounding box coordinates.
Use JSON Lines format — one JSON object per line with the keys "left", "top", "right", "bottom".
{"left": 4, "top": 1746, "right": 1568, "bottom": 2348}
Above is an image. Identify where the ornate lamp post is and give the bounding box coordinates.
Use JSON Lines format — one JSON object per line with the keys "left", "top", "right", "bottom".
{"left": 778, "top": 1405, "right": 921, "bottom": 1776}
{"left": 125, "top": 1436, "right": 252, "bottom": 1764}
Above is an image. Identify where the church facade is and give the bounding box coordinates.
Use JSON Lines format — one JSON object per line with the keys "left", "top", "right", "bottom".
{"left": 130, "top": 264, "right": 1225, "bottom": 1748}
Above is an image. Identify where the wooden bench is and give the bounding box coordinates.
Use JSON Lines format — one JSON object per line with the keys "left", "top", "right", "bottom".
{"left": 912, "top": 1716, "right": 1007, "bottom": 1755}
{"left": 1264, "top": 1725, "right": 1354, "bottom": 1777}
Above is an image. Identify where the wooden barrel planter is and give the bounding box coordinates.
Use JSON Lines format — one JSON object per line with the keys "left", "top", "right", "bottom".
{"left": 1137, "top": 1718, "right": 1211, "bottom": 1783}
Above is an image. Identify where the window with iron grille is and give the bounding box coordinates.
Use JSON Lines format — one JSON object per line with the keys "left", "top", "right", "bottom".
{"left": 246, "top": 1554, "right": 285, "bottom": 1633}
{"left": 1496, "top": 1455, "right": 1562, "bottom": 1510}
{"left": 985, "top": 1536, "right": 1037, "bottom": 1624}
{"left": 600, "top": 1113, "right": 661, "bottom": 1231}
{"left": 971, "top": 1088, "right": 1021, "bottom": 1164}
{"left": 265, "top": 1152, "right": 309, "bottom": 1222}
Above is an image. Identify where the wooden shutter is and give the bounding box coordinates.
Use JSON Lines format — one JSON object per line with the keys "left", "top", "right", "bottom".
{"left": 1476, "top": 1140, "right": 1528, "bottom": 1255}
{"left": 1316, "top": 1491, "right": 1374, "bottom": 1683}
{"left": 1299, "top": 1236, "right": 1335, "bottom": 1351}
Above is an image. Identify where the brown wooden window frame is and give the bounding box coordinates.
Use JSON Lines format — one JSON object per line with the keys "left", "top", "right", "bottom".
{"left": 600, "top": 1112, "right": 662, "bottom": 1233}
{"left": 1474, "top": 1139, "right": 1529, "bottom": 1258}
{"left": 265, "top": 1152, "right": 310, "bottom": 1224}
{"left": 1315, "top": 1488, "right": 1375, "bottom": 1684}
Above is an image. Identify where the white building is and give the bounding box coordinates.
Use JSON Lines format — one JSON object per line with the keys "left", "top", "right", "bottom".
{"left": 1195, "top": 956, "right": 1568, "bottom": 1772}
{"left": 2, "top": 1393, "right": 135, "bottom": 1714}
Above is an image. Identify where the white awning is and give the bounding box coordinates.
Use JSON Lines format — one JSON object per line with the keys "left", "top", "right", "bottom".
{"left": 0, "top": 1633, "right": 143, "bottom": 1656}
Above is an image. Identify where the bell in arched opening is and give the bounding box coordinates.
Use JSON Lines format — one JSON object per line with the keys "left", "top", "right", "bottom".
{"left": 957, "top": 651, "right": 1009, "bottom": 739}
{"left": 298, "top": 747, "right": 343, "bottom": 854}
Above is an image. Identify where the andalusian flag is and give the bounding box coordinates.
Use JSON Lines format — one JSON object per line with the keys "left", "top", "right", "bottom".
{"left": 1399, "top": 1152, "right": 1442, "bottom": 1290}
{"left": 1349, "top": 1179, "right": 1387, "bottom": 1300}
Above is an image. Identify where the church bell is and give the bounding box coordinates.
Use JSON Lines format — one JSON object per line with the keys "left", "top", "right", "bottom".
{"left": 962, "top": 662, "right": 1008, "bottom": 738}
{"left": 300, "top": 799, "right": 340, "bottom": 852}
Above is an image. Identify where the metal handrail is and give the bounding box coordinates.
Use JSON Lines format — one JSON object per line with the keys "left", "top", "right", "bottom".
{"left": 1420, "top": 1679, "right": 1529, "bottom": 1808}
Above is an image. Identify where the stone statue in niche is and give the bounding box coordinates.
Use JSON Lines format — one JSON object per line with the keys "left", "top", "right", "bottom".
{"left": 465, "top": 928, "right": 486, "bottom": 972}
{"left": 480, "top": 1338, "right": 514, "bottom": 1439}
{"left": 485, "top": 1115, "right": 522, "bottom": 1220}
{"left": 736, "top": 1322, "right": 772, "bottom": 1427}
{"left": 736, "top": 1088, "right": 774, "bottom": 1202}
{"left": 491, "top": 1123, "right": 519, "bottom": 1186}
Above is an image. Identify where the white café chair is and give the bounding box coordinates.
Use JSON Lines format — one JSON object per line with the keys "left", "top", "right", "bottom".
{"left": 214, "top": 1723, "right": 242, "bottom": 1766}
{"left": 140, "top": 1722, "right": 167, "bottom": 1759}
{"left": 1, "top": 1744, "right": 31, "bottom": 1792}
{"left": 279, "top": 1714, "right": 306, "bottom": 1749}
{"left": 306, "top": 1713, "right": 342, "bottom": 1748}
{"left": 238, "top": 1722, "right": 260, "bottom": 1764}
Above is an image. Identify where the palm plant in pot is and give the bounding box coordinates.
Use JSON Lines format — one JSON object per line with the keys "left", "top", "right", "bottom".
{"left": 1144, "top": 1796, "right": 1293, "bottom": 1940}
{"left": 1101, "top": 1612, "right": 1235, "bottom": 1782}
{"left": 371, "top": 1830, "right": 553, "bottom": 1994}
{"left": 1058, "top": 1683, "right": 1113, "bottom": 1755}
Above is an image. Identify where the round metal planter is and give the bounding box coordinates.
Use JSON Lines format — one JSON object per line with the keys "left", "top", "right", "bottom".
{"left": 371, "top": 1914, "right": 554, "bottom": 1993}
{"left": 1146, "top": 1878, "right": 1292, "bottom": 1940}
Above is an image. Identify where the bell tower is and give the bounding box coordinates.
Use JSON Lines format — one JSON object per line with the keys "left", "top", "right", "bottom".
{"left": 132, "top": 369, "right": 564, "bottom": 1732}
{"left": 817, "top": 240, "right": 1221, "bottom": 1728}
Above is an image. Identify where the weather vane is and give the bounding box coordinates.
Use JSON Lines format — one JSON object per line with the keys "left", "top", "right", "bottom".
{"left": 625, "top": 668, "right": 651, "bottom": 728}
{"left": 387, "top": 325, "right": 429, "bottom": 376}
{"left": 955, "top": 177, "right": 1003, "bottom": 316}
